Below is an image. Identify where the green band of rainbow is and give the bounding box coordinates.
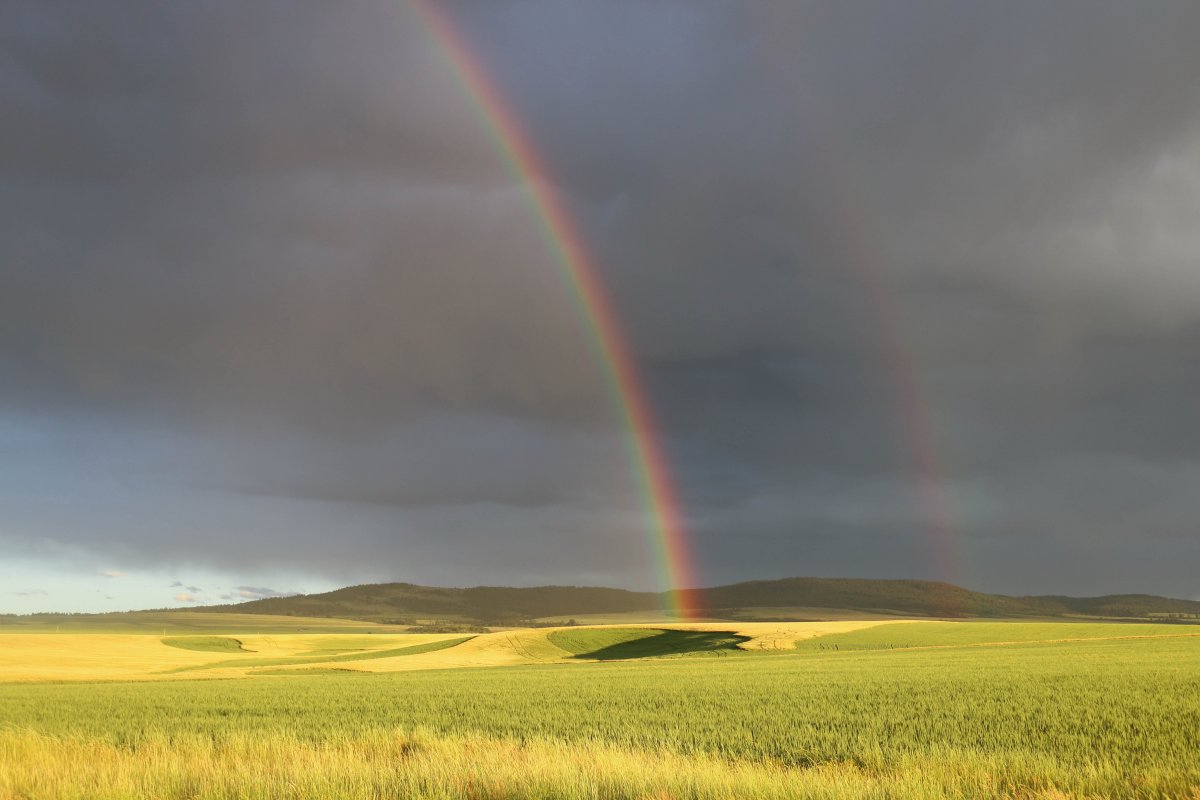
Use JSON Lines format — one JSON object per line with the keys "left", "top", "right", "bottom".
{"left": 410, "top": 1, "right": 700, "bottom": 618}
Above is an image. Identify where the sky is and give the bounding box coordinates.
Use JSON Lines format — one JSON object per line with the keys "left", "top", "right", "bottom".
{"left": 3, "top": 1, "right": 1200, "bottom": 613}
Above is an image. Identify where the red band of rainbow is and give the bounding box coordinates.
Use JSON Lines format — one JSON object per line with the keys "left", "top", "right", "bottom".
{"left": 411, "top": 1, "right": 700, "bottom": 618}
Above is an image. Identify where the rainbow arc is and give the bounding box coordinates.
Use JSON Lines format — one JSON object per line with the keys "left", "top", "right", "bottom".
{"left": 411, "top": 1, "right": 700, "bottom": 617}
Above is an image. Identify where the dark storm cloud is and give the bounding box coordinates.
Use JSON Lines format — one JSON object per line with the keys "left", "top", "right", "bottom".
{"left": 3, "top": 0, "right": 1200, "bottom": 599}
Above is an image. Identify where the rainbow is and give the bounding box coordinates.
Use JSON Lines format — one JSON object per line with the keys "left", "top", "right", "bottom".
{"left": 409, "top": 1, "right": 701, "bottom": 618}
{"left": 835, "top": 202, "right": 962, "bottom": 585}
{"left": 799, "top": 105, "right": 963, "bottom": 587}
{"left": 741, "top": 11, "right": 965, "bottom": 586}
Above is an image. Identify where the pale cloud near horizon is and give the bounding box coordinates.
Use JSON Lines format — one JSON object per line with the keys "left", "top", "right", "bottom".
{"left": 0, "top": 556, "right": 339, "bottom": 614}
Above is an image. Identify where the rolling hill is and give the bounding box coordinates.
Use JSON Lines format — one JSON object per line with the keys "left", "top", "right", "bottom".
{"left": 201, "top": 583, "right": 660, "bottom": 625}
{"left": 192, "top": 577, "right": 1200, "bottom": 625}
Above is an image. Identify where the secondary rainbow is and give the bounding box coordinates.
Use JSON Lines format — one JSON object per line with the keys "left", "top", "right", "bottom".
{"left": 409, "top": 1, "right": 700, "bottom": 617}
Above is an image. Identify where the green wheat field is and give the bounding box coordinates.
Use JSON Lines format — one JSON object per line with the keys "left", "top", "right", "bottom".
{"left": 2, "top": 620, "right": 1199, "bottom": 799}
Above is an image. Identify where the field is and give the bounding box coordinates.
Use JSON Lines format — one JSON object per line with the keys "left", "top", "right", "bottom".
{"left": 0, "top": 620, "right": 895, "bottom": 681}
{"left": 1, "top": 619, "right": 1198, "bottom": 798}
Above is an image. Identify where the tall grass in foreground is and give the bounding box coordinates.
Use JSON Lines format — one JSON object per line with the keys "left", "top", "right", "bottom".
{"left": 3, "top": 634, "right": 1199, "bottom": 798}
{"left": 1, "top": 728, "right": 1195, "bottom": 800}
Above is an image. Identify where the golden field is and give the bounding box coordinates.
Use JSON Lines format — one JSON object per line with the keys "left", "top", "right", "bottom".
{"left": 0, "top": 621, "right": 907, "bottom": 681}
{"left": 1, "top": 727, "right": 1142, "bottom": 800}
{"left": 2, "top": 621, "right": 1199, "bottom": 797}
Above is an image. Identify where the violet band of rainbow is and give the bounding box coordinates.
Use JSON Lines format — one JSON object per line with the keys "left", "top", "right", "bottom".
{"left": 410, "top": 1, "right": 701, "bottom": 618}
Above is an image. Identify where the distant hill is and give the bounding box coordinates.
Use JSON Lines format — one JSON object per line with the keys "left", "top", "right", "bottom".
{"left": 195, "top": 577, "right": 1200, "bottom": 625}
{"left": 1025, "top": 593, "right": 1200, "bottom": 619}
{"left": 204, "top": 583, "right": 661, "bottom": 624}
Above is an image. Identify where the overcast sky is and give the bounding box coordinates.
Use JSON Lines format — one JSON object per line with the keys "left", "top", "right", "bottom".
{"left": 3, "top": 1, "right": 1200, "bottom": 612}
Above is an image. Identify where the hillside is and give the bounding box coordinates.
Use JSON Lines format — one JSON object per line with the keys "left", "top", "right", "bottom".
{"left": 1023, "top": 593, "right": 1200, "bottom": 619}
{"left": 205, "top": 583, "right": 661, "bottom": 624}
{"left": 195, "top": 578, "right": 1200, "bottom": 625}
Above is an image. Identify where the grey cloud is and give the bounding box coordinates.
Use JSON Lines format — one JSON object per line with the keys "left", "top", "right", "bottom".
{"left": 231, "top": 586, "right": 296, "bottom": 600}
{"left": 2, "top": 1, "right": 1199, "bottom": 600}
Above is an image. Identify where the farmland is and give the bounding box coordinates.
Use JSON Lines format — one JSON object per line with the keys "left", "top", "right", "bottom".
{"left": 1, "top": 619, "right": 1198, "bottom": 798}
{"left": 0, "top": 620, "right": 896, "bottom": 681}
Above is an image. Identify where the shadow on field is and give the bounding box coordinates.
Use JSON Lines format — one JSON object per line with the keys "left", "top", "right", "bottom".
{"left": 554, "top": 629, "right": 750, "bottom": 660}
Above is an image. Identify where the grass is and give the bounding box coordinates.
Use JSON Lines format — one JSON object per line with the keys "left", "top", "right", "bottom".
{"left": 294, "top": 635, "right": 421, "bottom": 655}
{"left": 166, "top": 636, "right": 474, "bottom": 673}
{"left": 793, "top": 621, "right": 1199, "bottom": 651}
{"left": 253, "top": 667, "right": 366, "bottom": 676}
{"left": 160, "top": 636, "right": 250, "bottom": 653}
{"left": 548, "top": 627, "right": 749, "bottom": 659}
{"left": 3, "top": 622, "right": 1199, "bottom": 797}
{"left": 331, "top": 622, "right": 896, "bottom": 672}
{"left": 2, "top": 630, "right": 1199, "bottom": 797}
{"left": 3, "top": 727, "right": 1136, "bottom": 800}
{"left": 4, "top": 620, "right": 1182, "bottom": 681}
{"left": 0, "top": 632, "right": 465, "bottom": 682}
{"left": 532, "top": 610, "right": 680, "bottom": 625}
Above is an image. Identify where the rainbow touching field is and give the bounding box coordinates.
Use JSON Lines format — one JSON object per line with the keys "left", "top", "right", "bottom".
{"left": 408, "top": 0, "right": 700, "bottom": 617}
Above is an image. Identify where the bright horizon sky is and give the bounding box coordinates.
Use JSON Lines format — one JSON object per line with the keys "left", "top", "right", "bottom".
{"left": 0, "top": 551, "right": 342, "bottom": 615}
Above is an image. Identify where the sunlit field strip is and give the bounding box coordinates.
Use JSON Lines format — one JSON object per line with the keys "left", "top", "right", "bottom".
{"left": 0, "top": 621, "right": 905, "bottom": 681}
{"left": 793, "top": 621, "right": 1200, "bottom": 651}
{"left": 335, "top": 620, "right": 907, "bottom": 673}
{"left": 5, "top": 620, "right": 1197, "bottom": 682}
{"left": 0, "top": 633, "right": 462, "bottom": 682}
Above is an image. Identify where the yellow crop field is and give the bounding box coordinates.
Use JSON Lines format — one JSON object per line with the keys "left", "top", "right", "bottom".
{"left": 0, "top": 727, "right": 1064, "bottom": 800}
{"left": 218, "top": 633, "right": 441, "bottom": 658}
{"left": 0, "top": 622, "right": 917, "bottom": 682}
{"left": 332, "top": 628, "right": 574, "bottom": 673}
{"left": 5, "top": 620, "right": 1182, "bottom": 685}
{"left": 0, "top": 633, "right": 463, "bottom": 682}
{"left": 277, "top": 620, "right": 913, "bottom": 674}
{"left": 0, "top": 634, "right": 227, "bottom": 682}
{"left": 3, "top": 623, "right": 1198, "bottom": 798}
